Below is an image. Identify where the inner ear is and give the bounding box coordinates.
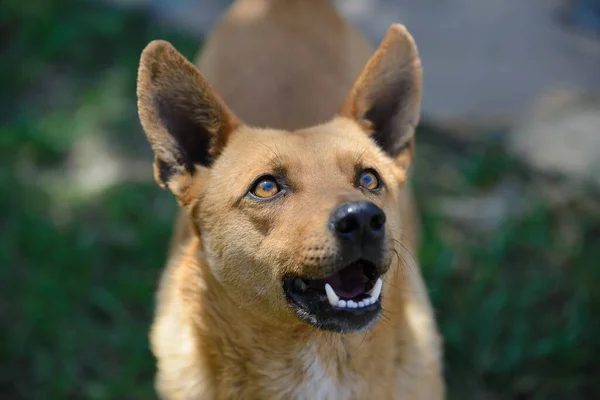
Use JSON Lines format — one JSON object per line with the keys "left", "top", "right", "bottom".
{"left": 154, "top": 94, "right": 214, "bottom": 170}
{"left": 341, "top": 24, "right": 422, "bottom": 162}
{"left": 365, "top": 75, "right": 417, "bottom": 158}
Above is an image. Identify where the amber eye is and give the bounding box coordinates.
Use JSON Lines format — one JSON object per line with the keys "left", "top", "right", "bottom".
{"left": 358, "top": 170, "right": 380, "bottom": 191}
{"left": 251, "top": 177, "right": 280, "bottom": 198}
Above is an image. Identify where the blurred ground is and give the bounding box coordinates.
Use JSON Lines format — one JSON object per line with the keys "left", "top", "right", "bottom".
{"left": 1, "top": 0, "right": 600, "bottom": 399}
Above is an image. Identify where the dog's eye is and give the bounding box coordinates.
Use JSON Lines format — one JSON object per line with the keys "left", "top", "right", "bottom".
{"left": 358, "top": 170, "right": 380, "bottom": 191}
{"left": 251, "top": 177, "right": 280, "bottom": 198}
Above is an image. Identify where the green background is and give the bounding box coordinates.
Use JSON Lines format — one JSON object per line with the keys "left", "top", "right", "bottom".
{"left": 1, "top": 0, "right": 599, "bottom": 398}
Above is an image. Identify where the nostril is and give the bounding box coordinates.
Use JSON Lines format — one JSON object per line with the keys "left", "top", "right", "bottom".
{"left": 330, "top": 202, "right": 385, "bottom": 240}
{"left": 336, "top": 215, "right": 360, "bottom": 236}
{"left": 370, "top": 213, "right": 386, "bottom": 232}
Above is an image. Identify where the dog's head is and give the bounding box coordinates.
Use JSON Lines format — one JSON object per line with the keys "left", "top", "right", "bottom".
{"left": 137, "top": 25, "right": 421, "bottom": 333}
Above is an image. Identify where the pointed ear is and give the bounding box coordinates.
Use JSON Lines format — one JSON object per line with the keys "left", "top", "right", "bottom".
{"left": 136, "top": 40, "right": 240, "bottom": 196}
{"left": 340, "top": 24, "right": 422, "bottom": 171}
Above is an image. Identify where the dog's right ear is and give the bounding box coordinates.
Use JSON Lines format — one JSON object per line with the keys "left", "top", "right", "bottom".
{"left": 137, "top": 40, "right": 240, "bottom": 197}
{"left": 340, "top": 24, "right": 422, "bottom": 175}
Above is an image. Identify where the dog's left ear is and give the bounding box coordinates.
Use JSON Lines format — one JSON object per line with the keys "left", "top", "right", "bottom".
{"left": 340, "top": 24, "right": 422, "bottom": 172}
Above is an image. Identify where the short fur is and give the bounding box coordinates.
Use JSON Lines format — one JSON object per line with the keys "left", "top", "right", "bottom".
{"left": 136, "top": 0, "right": 444, "bottom": 398}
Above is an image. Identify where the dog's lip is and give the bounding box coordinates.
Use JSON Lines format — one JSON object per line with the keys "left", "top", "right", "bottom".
{"left": 301, "top": 259, "right": 377, "bottom": 299}
{"left": 282, "top": 259, "right": 384, "bottom": 332}
{"left": 283, "top": 259, "right": 382, "bottom": 312}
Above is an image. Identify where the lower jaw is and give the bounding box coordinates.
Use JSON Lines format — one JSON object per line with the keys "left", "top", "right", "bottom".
{"left": 289, "top": 302, "right": 383, "bottom": 333}
{"left": 284, "top": 289, "right": 383, "bottom": 333}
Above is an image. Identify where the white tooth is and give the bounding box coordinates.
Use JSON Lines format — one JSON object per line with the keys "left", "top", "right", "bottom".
{"left": 363, "top": 298, "right": 370, "bottom": 305}
{"left": 369, "top": 278, "right": 383, "bottom": 303}
{"left": 358, "top": 301, "right": 365, "bottom": 307}
{"left": 338, "top": 300, "right": 347, "bottom": 308}
{"left": 347, "top": 300, "right": 357, "bottom": 308}
{"left": 325, "top": 284, "right": 339, "bottom": 306}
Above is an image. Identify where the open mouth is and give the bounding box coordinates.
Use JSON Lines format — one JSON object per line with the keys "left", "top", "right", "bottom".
{"left": 283, "top": 259, "right": 383, "bottom": 332}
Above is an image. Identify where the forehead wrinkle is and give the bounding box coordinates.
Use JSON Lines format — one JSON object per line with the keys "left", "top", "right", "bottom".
{"left": 261, "top": 128, "right": 380, "bottom": 187}
{"left": 287, "top": 145, "right": 350, "bottom": 190}
{"left": 291, "top": 136, "right": 371, "bottom": 172}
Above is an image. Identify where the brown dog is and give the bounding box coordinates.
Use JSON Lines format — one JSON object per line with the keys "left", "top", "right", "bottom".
{"left": 136, "top": 0, "right": 444, "bottom": 398}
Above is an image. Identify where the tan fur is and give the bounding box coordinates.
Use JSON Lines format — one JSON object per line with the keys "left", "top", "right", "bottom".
{"left": 137, "top": 0, "right": 444, "bottom": 398}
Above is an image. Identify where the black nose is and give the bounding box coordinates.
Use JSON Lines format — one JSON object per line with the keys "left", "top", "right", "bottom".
{"left": 330, "top": 201, "right": 386, "bottom": 241}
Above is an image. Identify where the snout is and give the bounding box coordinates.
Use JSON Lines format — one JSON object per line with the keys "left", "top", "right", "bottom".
{"left": 329, "top": 201, "right": 387, "bottom": 267}
{"left": 281, "top": 201, "right": 390, "bottom": 333}
{"left": 330, "top": 201, "right": 386, "bottom": 243}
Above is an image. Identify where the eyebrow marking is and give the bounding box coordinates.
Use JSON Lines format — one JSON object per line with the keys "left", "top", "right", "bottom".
{"left": 354, "top": 146, "right": 370, "bottom": 167}
{"left": 257, "top": 141, "right": 285, "bottom": 171}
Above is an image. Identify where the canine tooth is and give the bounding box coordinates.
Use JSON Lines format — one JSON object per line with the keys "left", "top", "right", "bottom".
{"left": 338, "top": 300, "right": 347, "bottom": 308}
{"left": 347, "top": 300, "right": 357, "bottom": 308}
{"left": 358, "top": 301, "right": 365, "bottom": 307}
{"left": 368, "top": 278, "right": 383, "bottom": 303}
{"left": 325, "top": 284, "right": 339, "bottom": 306}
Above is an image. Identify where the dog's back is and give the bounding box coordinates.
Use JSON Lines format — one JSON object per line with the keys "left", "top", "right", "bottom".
{"left": 198, "top": 0, "right": 372, "bottom": 129}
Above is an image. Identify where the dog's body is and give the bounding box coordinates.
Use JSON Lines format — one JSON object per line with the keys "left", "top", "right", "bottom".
{"left": 137, "top": 0, "right": 444, "bottom": 398}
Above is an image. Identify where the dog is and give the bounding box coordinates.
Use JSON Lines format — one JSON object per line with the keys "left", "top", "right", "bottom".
{"left": 136, "top": 0, "right": 444, "bottom": 398}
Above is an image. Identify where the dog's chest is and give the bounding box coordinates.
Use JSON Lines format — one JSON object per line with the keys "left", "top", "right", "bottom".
{"left": 290, "top": 350, "right": 359, "bottom": 400}
{"left": 218, "top": 341, "right": 371, "bottom": 400}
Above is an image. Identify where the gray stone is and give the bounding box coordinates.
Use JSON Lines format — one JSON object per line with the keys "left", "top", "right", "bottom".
{"left": 509, "top": 89, "right": 600, "bottom": 186}
{"left": 332, "top": 0, "right": 600, "bottom": 126}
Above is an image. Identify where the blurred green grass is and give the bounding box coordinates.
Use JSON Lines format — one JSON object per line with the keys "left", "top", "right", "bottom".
{"left": 1, "top": 1, "right": 599, "bottom": 399}
{"left": 1, "top": 1, "right": 197, "bottom": 398}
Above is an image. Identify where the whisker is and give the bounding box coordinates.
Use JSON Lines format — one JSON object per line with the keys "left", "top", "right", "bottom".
{"left": 253, "top": 140, "right": 285, "bottom": 170}
{"left": 391, "top": 239, "right": 418, "bottom": 280}
{"left": 354, "top": 146, "right": 370, "bottom": 167}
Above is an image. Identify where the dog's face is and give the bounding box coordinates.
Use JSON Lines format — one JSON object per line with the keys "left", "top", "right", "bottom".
{"left": 197, "top": 122, "right": 407, "bottom": 332}
{"left": 137, "top": 25, "right": 422, "bottom": 333}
